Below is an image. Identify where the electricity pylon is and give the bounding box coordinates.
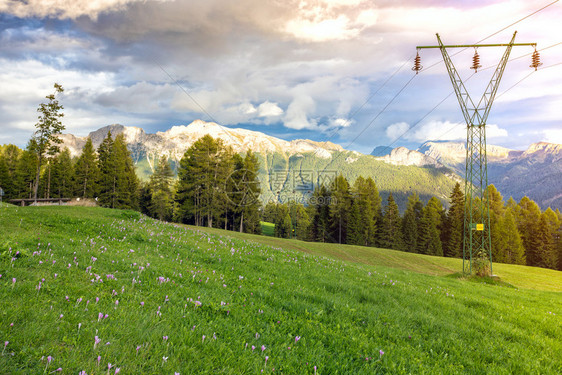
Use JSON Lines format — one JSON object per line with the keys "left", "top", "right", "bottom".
{"left": 414, "top": 31, "right": 539, "bottom": 275}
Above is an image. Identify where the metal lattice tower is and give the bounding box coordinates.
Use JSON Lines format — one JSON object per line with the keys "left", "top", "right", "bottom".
{"left": 415, "top": 31, "right": 538, "bottom": 275}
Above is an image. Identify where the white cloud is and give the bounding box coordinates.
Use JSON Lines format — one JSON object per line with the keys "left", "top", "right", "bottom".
{"left": 0, "top": 58, "right": 116, "bottom": 141}
{"left": 0, "top": 0, "right": 169, "bottom": 20}
{"left": 284, "top": 95, "right": 317, "bottom": 130}
{"left": 257, "top": 101, "right": 283, "bottom": 117}
{"left": 282, "top": 0, "right": 377, "bottom": 42}
{"left": 331, "top": 118, "right": 353, "bottom": 128}
{"left": 285, "top": 15, "right": 358, "bottom": 42}
{"left": 356, "top": 9, "right": 378, "bottom": 28}
{"left": 387, "top": 120, "right": 508, "bottom": 143}
{"left": 1, "top": 0, "right": 560, "bottom": 152}
{"left": 543, "top": 129, "right": 562, "bottom": 145}
{"left": 386, "top": 122, "right": 410, "bottom": 140}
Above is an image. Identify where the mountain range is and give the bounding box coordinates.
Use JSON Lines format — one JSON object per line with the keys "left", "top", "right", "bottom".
{"left": 414, "top": 140, "right": 562, "bottom": 210}
{"left": 58, "top": 120, "right": 561, "bottom": 211}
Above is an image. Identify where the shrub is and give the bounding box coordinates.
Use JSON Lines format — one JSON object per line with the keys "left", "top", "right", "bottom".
{"left": 473, "top": 254, "right": 491, "bottom": 277}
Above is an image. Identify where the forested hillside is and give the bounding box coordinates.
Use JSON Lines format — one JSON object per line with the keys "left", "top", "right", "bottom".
{"left": 1, "top": 131, "right": 561, "bottom": 272}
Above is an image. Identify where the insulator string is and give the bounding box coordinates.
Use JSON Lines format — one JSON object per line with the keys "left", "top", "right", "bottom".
{"left": 470, "top": 49, "right": 482, "bottom": 72}
{"left": 412, "top": 51, "right": 423, "bottom": 74}
{"left": 530, "top": 49, "right": 542, "bottom": 70}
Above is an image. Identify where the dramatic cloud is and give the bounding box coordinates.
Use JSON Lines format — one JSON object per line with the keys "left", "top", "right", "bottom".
{"left": 0, "top": 0, "right": 560, "bottom": 152}
{"left": 0, "top": 0, "right": 161, "bottom": 20}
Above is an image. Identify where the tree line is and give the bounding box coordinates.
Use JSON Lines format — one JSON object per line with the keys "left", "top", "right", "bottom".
{"left": 262, "top": 175, "right": 562, "bottom": 271}
{"left": 2, "top": 135, "right": 560, "bottom": 270}
{"left": 0, "top": 132, "right": 261, "bottom": 235}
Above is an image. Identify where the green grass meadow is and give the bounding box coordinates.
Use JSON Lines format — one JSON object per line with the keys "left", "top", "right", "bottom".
{"left": 1, "top": 205, "right": 561, "bottom": 374}
{"left": 260, "top": 222, "right": 275, "bottom": 237}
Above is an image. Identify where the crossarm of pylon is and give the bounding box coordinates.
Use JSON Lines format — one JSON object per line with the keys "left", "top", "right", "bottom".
{"left": 436, "top": 34, "right": 477, "bottom": 125}
{"left": 473, "top": 32, "right": 517, "bottom": 124}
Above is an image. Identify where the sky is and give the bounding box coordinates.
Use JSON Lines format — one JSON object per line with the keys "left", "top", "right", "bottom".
{"left": 0, "top": 0, "right": 561, "bottom": 154}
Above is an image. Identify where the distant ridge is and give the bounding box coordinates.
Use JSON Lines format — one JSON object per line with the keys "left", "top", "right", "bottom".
{"left": 373, "top": 140, "right": 562, "bottom": 210}
{"left": 58, "top": 120, "right": 460, "bottom": 212}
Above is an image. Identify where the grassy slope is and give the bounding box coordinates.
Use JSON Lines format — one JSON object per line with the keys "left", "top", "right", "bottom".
{"left": 260, "top": 222, "right": 275, "bottom": 237}
{"left": 199, "top": 225, "right": 562, "bottom": 293}
{"left": 1, "top": 206, "right": 561, "bottom": 374}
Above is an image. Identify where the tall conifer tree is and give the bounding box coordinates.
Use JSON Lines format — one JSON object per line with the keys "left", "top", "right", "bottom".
{"left": 444, "top": 183, "right": 464, "bottom": 257}
{"left": 176, "top": 135, "right": 232, "bottom": 227}
{"left": 347, "top": 199, "right": 364, "bottom": 246}
{"left": 97, "top": 132, "right": 139, "bottom": 209}
{"left": 329, "top": 175, "right": 351, "bottom": 244}
{"left": 402, "top": 193, "right": 423, "bottom": 252}
{"left": 517, "top": 196, "right": 542, "bottom": 267}
{"left": 497, "top": 207, "right": 525, "bottom": 264}
{"left": 0, "top": 145, "right": 21, "bottom": 200}
{"left": 417, "top": 197, "right": 443, "bottom": 256}
{"left": 74, "top": 138, "right": 99, "bottom": 198}
{"left": 50, "top": 148, "right": 74, "bottom": 198}
{"left": 381, "top": 193, "right": 402, "bottom": 250}
{"left": 15, "top": 142, "right": 39, "bottom": 199}
{"left": 148, "top": 156, "right": 175, "bottom": 221}
{"left": 310, "top": 185, "right": 331, "bottom": 243}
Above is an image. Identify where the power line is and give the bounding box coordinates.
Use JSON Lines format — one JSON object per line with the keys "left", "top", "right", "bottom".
{"left": 324, "top": 53, "right": 416, "bottom": 142}
{"left": 496, "top": 71, "right": 535, "bottom": 99}
{"left": 414, "top": 59, "right": 561, "bottom": 152}
{"left": 380, "top": 2, "right": 559, "bottom": 155}
{"left": 474, "top": 0, "right": 559, "bottom": 44}
{"left": 479, "top": 41, "right": 562, "bottom": 72}
{"left": 343, "top": 74, "right": 417, "bottom": 150}
{"left": 315, "top": 73, "right": 417, "bottom": 178}
{"left": 375, "top": 91, "right": 455, "bottom": 156}
{"left": 420, "top": 0, "right": 559, "bottom": 73}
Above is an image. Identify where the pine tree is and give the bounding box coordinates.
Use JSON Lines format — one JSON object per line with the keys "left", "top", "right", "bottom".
{"left": 517, "top": 196, "right": 542, "bottom": 267}
{"left": 228, "top": 150, "right": 261, "bottom": 234}
{"left": 74, "top": 138, "right": 99, "bottom": 198}
{"left": 0, "top": 145, "right": 21, "bottom": 200}
{"left": 310, "top": 185, "right": 331, "bottom": 242}
{"left": 417, "top": 197, "right": 443, "bottom": 256}
{"left": 262, "top": 201, "right": 277, "bottom": 223}
{"left": 498, "top": 207, "right": 525, "bottom": 265}
{"left": 50, "top": 148, "right": 74, "bottom": 198}
{"left": 274, "top": 204, "right": 291, "bottom": 238}
{"left": 329, "top": 175, "right": 351, "bottom": 244}
{"left": 352, "top": 176, "right": 381, "bottom": 246}
{"left": 15, "top": 142, "right": 39, "bottom": 199}
{"left": 487, "top": 184, "right": 505, "bottom": 263}
{"left": 97, "top": 131, "right": 116, "bottom": 207}
{"left": 0, "top": 156, "right": 10, "bottom": 201}
{"left": 31, "top": 83, "right": 65, "bottom": 201}
{"left": 114, "top": 134, "right": 139, "bottom": 209}
{"left": 536, "top": 208, "right": 561, "bottom": 269}
{"left": 97, "top": 132, "right": 139, "bottom": 209}
{"left": 347, "top": 199, "right": 364, "bottom": 246}
{"left": 295, "top": 204, "right": 311, "bottom": 240}
{"left": 554, "top": 225, "right": 562, "bottom": 271}
{"left": 381, "top": 193, "right": 402, "bottom": 250}
{"left": 176, "top": 135, "right": 232, "bottom": 227}
{"left": 402, "top": 193, "right": 423, "bottom": 252}
{"left": 444, "top": 182, "right": 464, "bottom": 257}
{"left": 148, "top": 156, "right": 175, "bottom": 221}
